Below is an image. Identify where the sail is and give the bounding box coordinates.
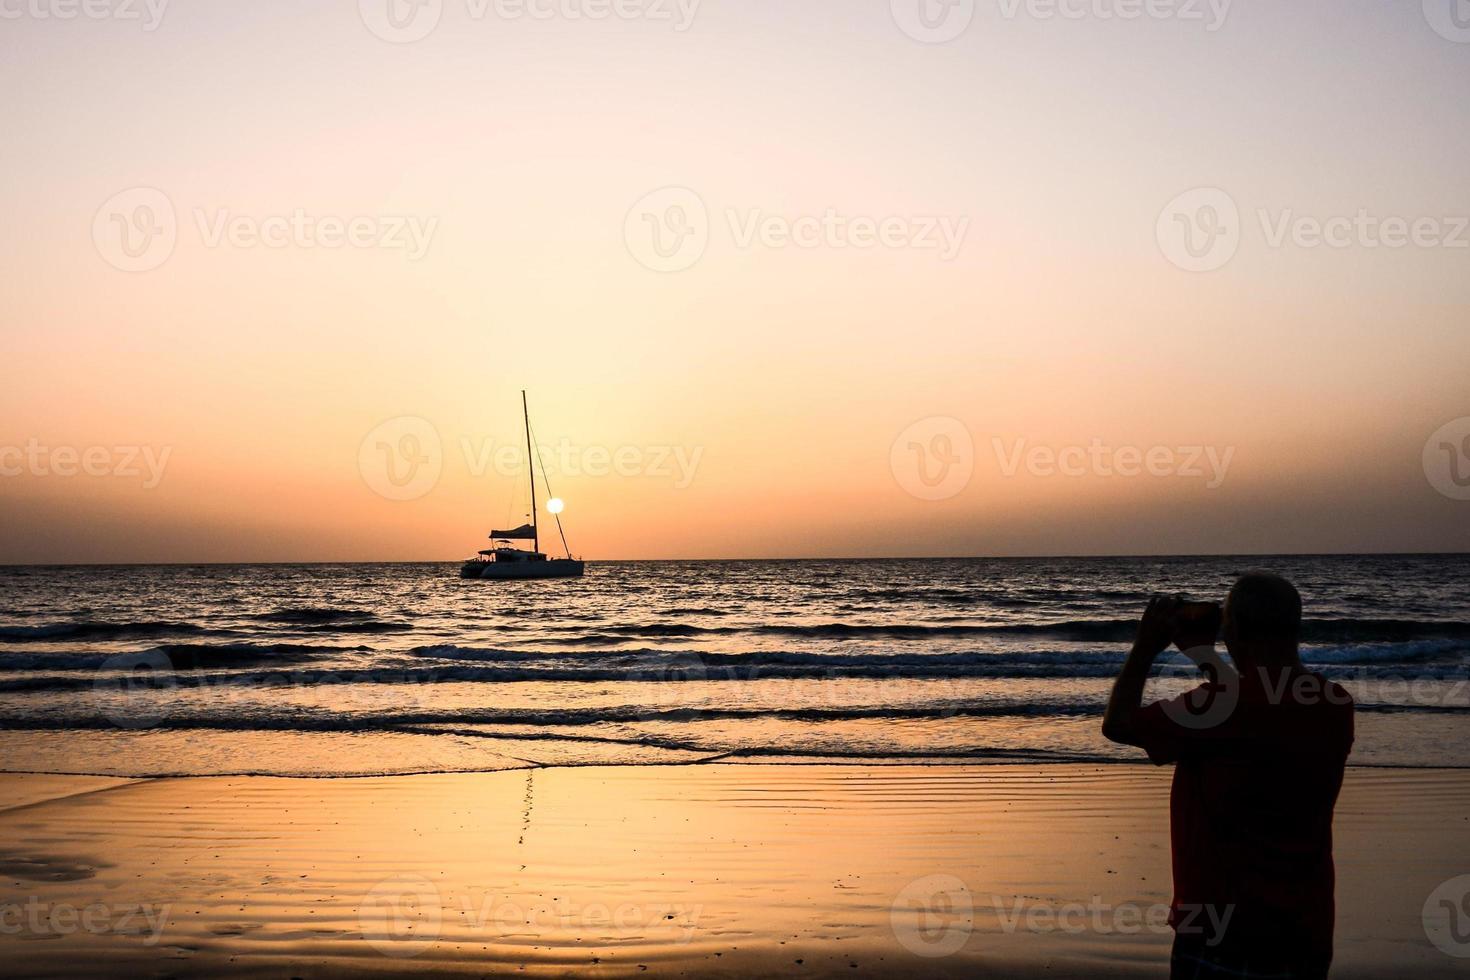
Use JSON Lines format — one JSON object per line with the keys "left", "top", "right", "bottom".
{"left": 490, "top": 524, "right": 537, "bottom": 540}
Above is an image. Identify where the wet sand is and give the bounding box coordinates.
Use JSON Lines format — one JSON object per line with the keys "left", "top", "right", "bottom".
{"left": 0, "top": 765, "right": 1465, "bottom": 977}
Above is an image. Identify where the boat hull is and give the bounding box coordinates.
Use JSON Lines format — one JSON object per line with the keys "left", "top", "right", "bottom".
{"left": 462, "top": 560, "right": 585, "bottom": 580}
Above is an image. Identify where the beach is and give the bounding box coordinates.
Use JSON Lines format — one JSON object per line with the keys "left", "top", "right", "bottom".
{"left": 1, "top": 763, "right": 1466, "bottom": 978}
{"left": 3, "top": 559, "right": 1467, "bottom": 975}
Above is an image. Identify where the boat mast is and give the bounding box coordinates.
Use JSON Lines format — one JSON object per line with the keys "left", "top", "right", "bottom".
{"left": 522, "top": 390, "right": 538, "bottom": 555}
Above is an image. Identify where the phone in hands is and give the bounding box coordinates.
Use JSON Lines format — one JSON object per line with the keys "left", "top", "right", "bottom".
{"left": 1172, "top": 599, "right": 1222, "bottom": 663}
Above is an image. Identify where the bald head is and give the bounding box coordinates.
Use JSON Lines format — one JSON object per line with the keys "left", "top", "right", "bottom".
{"left": 1224, "top": 573, "right": 1303, "bottom": 664}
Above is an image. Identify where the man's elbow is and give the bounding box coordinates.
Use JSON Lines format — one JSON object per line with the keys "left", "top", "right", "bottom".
{"left": 1101, "top": 717, "right": 1140, "bottom": 747}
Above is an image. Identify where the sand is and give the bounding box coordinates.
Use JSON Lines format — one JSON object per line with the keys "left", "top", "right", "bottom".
{"left": 0, "top": 764, "right": 1465, "bottom": 977}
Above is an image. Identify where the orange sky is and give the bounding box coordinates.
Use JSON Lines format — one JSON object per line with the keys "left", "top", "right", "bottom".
{"left": 2, "top": 2, "right": 1468, "bottom": 562}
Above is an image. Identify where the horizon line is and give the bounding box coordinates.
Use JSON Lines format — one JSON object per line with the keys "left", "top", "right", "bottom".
{"left": 3, "top": 550, "right": 1467, "bottom": 569}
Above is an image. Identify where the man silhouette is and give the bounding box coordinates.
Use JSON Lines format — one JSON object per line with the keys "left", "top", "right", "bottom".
{"left": 1102, "top": 573, "right": 1354, "bottom": 979}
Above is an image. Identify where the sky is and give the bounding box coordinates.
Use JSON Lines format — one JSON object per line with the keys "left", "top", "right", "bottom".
{"left": 2, "top": 0, "right": 1469, "bottom": 562}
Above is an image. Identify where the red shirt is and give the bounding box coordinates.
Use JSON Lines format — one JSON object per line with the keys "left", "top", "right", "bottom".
{"left": 1133, "top": 667, "right": 1354, "bottom": 957}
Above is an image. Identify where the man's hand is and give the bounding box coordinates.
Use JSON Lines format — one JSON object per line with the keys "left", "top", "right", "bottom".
{"left": 1173, "top": 603, "right": 1222, "bottom": 656}
{"left": 1104, "top": 595, "right": 1178, "bottom": 746}
{"left": 1132, "top": 595, "right": 1180, "bottom": 660}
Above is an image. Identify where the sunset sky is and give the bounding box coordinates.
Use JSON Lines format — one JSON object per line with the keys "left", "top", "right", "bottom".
{"left": 2, "top": 0, "right": 1468, "bottom": 562}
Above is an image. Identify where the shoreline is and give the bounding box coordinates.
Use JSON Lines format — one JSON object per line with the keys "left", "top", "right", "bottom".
{"left": 3, "top": 758, "right": 1470, "bottom": 781}
{"left": 2, "top": 764, "right": 1465, "bottom": 977}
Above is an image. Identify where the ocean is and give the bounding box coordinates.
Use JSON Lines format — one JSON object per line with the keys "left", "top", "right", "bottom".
{"left": 1, "top": 555, "right": 1466, "bottom": 776}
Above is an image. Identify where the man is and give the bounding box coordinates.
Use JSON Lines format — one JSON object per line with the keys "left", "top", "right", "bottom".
{"left": 1102, "top": 573, "right": 1354, "bottom": 979}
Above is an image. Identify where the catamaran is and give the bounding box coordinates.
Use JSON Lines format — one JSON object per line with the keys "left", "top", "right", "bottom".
{"left": 460, "top": 392, "right": 585, "bottom": 580}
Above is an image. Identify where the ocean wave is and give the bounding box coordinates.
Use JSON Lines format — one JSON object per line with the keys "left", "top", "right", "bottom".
{"left": 8, "top": 614, "right": 1466, "bottom": 651}
{"left": 0, "top": 615, "right": 410, "bottom": 644}
{"left": 1300, "top": 638, "right": 1468, "bottom": 664}
{"left": 552, "top": 620, "right": 1140, "bottom": 641}
{"left": 250, "top": 609, "right": 412, "bottom": 633}
{"left": 252, "top": 607, "right": 375, "bottom": 624}
{"left": 411, "top": 645, "right": 546, "bottom": 662}
{"left": 839, "top": 586, "right": 1059, "bottom": 607}
{"left": 1, "top": 699, "right": 1466, "bottom": 736}
{"left": 537, "top": 617, "right": 1470, "bottom": 644}
{"left": 1299, "top": 618, "right": 1470, "bottom": 643}
{"left": 0, "top": 642, "right": 363, "bottom": 673}
{"left": 148, "top": 643, "right": 366, "bottom": 669}
{"left": 0, "top": 621, "right": 235, "bottom": 642}
{"left": 2, "top": 641, "right": 1464, "bottom": 692}
{"left": 402, "top": 645, "right": 1119, "bottom": 681}
{"left": 1, "top": 634, "right": 1461, "bottom": 679}
{"left": 310, "top": 620, "right": 413, "bottom": 634}
{"left": 0, "top": 702, "right": 1104, "bottom": 729}
{"left": 409, "top": 642, "right": 1467, "bottom": 673}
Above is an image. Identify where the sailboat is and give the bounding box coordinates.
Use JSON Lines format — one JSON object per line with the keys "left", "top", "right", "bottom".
{"left": 459, "top": 392, "right": 586, "bottom": 580}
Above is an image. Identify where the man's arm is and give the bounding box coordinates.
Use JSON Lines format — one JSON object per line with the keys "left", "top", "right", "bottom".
{"left": 1101, "top": 596, "right": 1176, "bottom": 746}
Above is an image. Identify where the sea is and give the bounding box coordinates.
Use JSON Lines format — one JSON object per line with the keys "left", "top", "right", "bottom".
{"left": 0, "top": 555, "right": 1466, "bottom": 777}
